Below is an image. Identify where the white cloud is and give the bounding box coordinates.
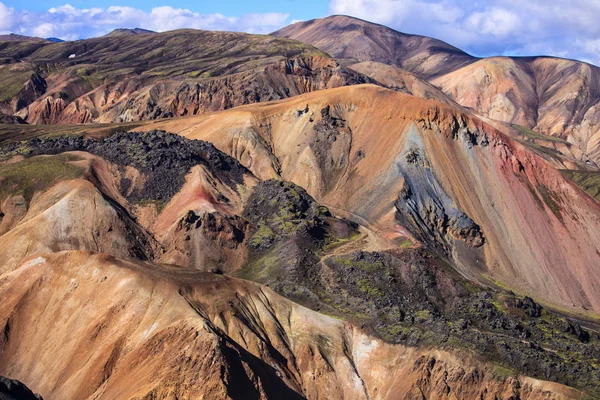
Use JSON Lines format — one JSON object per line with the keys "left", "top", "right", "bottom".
{"left": 0, "top": 2, "right": 15, "bottom": 32}
{"left": 328, "top": 0, "right": 600, "bottom": 66}
{"left": 329, "top": 0, "right": 411, "bottom": 26}
{"left": 466, "top": 8, "right": 521, "bottom": 38}
{"left": 0, "top": 2, "right": 290, "bottom": 40}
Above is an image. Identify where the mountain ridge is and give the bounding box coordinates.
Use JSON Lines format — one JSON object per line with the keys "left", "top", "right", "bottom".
{"left": 0, "top": 28, "right": 372, "bottom": 124}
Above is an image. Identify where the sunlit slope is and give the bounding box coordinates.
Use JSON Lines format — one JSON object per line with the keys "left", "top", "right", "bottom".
{"left": 143, "top": 84, "right": 600, "bottom": 314}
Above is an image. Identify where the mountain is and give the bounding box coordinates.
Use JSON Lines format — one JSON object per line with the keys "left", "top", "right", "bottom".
{"left": 142, "top": 84, "right": 600, "bottom": 316}
{"left": 0, "top": 34, "right": 48, "bottom": 42}
{"left": 104, "top": 28, "right": 155, "bottom": 37}
{"left": 432, "top": 56, "right": 600, "bottom": 165}
{"left": 348, "top": 61, "right": 459, "bottom": 106}
{"left": 272, "top": 15, "right": 476, "bottom": 79}
{"left": 45, "top": 37, "right": 64, "bottom": 43}
{"left": 2, "top": 85, "right": 599, "bottom": 397}
{"left": 0, "top": 251, "right": 582, "bottom": 399}
{"left": 0, "top": 29, "right": 371, "bottom": 124}
{"left": 273, "top": 15, "right": 600, "bottom": 166}
{"left": 1, "top": 17, "right": 600, "bottom": 400}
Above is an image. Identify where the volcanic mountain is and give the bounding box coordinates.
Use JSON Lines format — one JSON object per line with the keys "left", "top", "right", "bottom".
{"left": 0, "top": 34, "right": 52, "bottom": 42}
{"left": 274, "top": 15, "right": 600, "bottom": 166}
{"left": 141, "top": 84, "right": 600, "bottom": 314}
{"left": 1, "top": 16, "right": 600, "bottom": 400}
{"left": 272, "top": 15, "right": 476, "bottom": 78}
{"left": 2, "top": 84, "right": 600, "bottom": 398}
{"left": 0, "top": 29, "right": 370, "bottom": 124}
{"left": 104, "top": 28, "right": 155, "bottom": 37}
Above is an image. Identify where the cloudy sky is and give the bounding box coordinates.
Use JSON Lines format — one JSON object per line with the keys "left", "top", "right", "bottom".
{"left": 1, "top": 0, "right": 599, "bottom": 66}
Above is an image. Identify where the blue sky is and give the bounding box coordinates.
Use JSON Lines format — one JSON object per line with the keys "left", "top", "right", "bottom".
{"left": 2, "top": 0, "right": 329, "bottom": 19}
{"left": 1, "top": 0, "right": 600, "bottom": 66}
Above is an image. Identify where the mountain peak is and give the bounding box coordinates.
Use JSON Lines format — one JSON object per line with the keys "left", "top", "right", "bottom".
{"left": 105, "top": 28, "right": 155, "bottom": 37}
{"left": 273, "top": 15, "right": 474, "bottom": 78}
{"left": 0, "top": 33, "right": 47, "bottom": 42}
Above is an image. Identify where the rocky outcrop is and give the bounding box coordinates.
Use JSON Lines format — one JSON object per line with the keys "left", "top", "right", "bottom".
{"left": 0, "top": 113, "right": 26, "bottom": 124}
{"left": 240, "top": 179, "right": 357, "bottom": 300}
{"left": 395, "top": 144, "right": 485, "bottom": 257}
{"left": 17, "top": 96, "right": 67, "bottom": 124}
{"left": 309, "top": 105, "right": 353, "bottom": 190}
{"left": 162, "top": 210, "right": 249, "bottom": 273}
{"left": 14, "top": 73, "right": 46, "bottom": 113}
{"left": 243, "top": 179, "right": 335, "bottom": 250}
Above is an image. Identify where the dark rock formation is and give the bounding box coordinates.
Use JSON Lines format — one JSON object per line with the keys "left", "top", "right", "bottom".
{"left": 14, "top": 74, "right": 46, "bottom": 113}
{"left": 178, "top": 211, "right": 247, "bottom": 250}
{"left": 320, "top": 249, "right": 600, "bottom": 393}
{"left": 240, "top": 179, "right": 357, "bottom": 304}
{"left": 0, "top": 377, "right": 42, "bottom": 400}
{"left": 309, "top": 105, "right": 353, "bottom": 189}
{"left": 243, "top": 179, "right": 332, "bottom": 251}
{"left": 2, "top": 130, "right": 249, "bottom": 202}
{"left": 395, "top": 147, "right": 485, "bottom": 255}
{"left": 0, "top": 114, "right": 26, "bottom": 124}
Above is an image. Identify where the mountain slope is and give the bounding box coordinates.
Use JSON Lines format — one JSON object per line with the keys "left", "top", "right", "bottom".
{"left": 0, "top": 29, "right": 371, "bottom": 124}
{"left": 433, "top": 56, "right": 600, "bottom": 164}
{"left": 0, "top": 34, "right": 48, "bottom": 42}
{"left": 0, "top": 130, "right": 592, "bottom": 398}
{"left": 1, "top": 20, "right": 600, "bottom": 398}
{"left": 142, "top": 85, "right": 600, "bottom": 316}
{"left": 274, "top": 15, "right": 600, "bottom": 166}
{"left": 349, "top": 61, "right": 460, "bottom": 106}
{"left": 272, "top": 15, "right": 476, "bottom": 79}
{"left": 0, "top": 251, "right": 582, "bottom": 400}
{"left": 104, "top": 28, "right": 155, "bottom": 37}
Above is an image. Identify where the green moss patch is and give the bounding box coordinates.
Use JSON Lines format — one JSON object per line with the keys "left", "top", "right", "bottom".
{"left": 536, "top": 184, "right": 563, "bottom": 221}
{"left": 0, "top": 154, "right": 84, "bottom": 200}
{"left": 561, "top": 169, "right": 600, "bottom": 203}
